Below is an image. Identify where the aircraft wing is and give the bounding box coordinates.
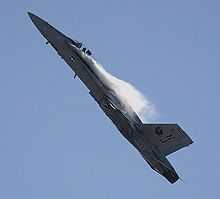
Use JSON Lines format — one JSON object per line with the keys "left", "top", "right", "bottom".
{"left": 141, "top": 124, "right": 193, "bottom": 156}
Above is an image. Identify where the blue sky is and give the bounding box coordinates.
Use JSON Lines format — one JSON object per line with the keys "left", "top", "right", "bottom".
{"left": 0, "top": 0, "right": 219, "bottom": 198}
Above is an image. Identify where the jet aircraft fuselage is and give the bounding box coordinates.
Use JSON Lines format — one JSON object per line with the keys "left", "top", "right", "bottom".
{"left": 28, "top": 12, "right": 193, "bottom": 184}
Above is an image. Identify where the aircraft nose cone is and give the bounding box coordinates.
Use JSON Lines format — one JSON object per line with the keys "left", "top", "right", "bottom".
{"left": 28, "top": 12, "right": 68, "bottom": 50}
{"left": 27, "top": 11, "right": 35, "bottom": 20}
{"left": 28, "top": 12, "right": 48, "bottom": 33}
{"left": 28, "top": 12, "right": 40, "bottom": 25}
{"left": 27, "top": 12, "right": 66, "bottom": 45}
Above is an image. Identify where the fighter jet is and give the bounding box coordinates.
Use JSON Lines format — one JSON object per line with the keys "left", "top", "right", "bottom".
{"left": 28, "top": 12, "right": 193, "bottom": 184}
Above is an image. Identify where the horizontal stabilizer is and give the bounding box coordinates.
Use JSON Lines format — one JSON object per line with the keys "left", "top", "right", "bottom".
{"left": 141, "top": 124, "right": 193, "bottom": 156}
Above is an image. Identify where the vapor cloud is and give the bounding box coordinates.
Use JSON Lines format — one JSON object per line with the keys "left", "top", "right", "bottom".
{"left": 83, "top": 54, "right": 157, "bottom": 122}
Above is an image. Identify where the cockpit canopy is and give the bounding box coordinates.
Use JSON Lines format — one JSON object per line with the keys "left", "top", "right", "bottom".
{"left": 82, "top": 47, "right": 92, "bottom": 56}
{"left": 66, "top": 37, "right": 92, "bottom": 56}
{"left": 67, "top": 37, "right": 82, "bottom": 48}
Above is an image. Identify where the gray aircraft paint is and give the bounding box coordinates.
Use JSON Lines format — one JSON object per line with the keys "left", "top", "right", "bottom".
{"left": 28, "top": 12, "right": 193, "bottom": 184}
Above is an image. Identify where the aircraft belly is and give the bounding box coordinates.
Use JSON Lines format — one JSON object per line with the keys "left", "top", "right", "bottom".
{"left": 59, "top": 48, "right": 103, "bottom": 94}
{"left": 95, "top": 99, "right": 134, "bottom": 140}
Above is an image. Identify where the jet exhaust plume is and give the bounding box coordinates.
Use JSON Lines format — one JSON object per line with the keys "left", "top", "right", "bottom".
{"left": 83, "top": 54, "right": 157, "bottom": 122}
